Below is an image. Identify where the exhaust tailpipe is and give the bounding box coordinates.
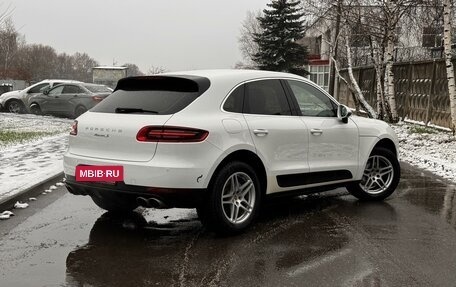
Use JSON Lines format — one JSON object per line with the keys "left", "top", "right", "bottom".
{"left": 136, "top": 197, "right": 167, "bottom": 209}
{"left": 147, "top": 198, "right": 166, "bottom": 209}
{"left": 137, "top": 197, "right": 150, "bottom": 208}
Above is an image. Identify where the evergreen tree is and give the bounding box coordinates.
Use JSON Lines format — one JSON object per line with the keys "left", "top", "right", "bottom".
{"left": 253, "top": 0, "right": 308, "bottom": 75}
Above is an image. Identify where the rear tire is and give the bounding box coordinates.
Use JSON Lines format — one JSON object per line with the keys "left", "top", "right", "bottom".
{"left": 74, "top": 106, "right": 87, "bottom": 118}
{"left": 197, "top": 161, "right": 262, "bottom": 235}
{"left": 347, "top": 147, "right": 400, "bottom": 201}
{"left": 30, "top": 104, "right": 42, "bottom": 115}
{"left": 91, "top": 194, "right": 138, "bottom": 212}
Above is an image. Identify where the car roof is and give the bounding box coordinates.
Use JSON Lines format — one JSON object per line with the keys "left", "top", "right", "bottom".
{"left": 36, "top": 79, "right": 83, "bottom": 84}
{"left": 163, "top": 69, "right": 306, "bottom": 82}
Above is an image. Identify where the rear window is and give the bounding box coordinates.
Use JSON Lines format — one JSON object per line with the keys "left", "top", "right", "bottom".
{"left": 91, "top": 76, "right": 210, "bottom": 114}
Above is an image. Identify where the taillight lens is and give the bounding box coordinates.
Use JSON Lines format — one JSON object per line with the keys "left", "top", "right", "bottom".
{"left": 136, "top": 126, "right": 209, "bottom": 142}
{"left": 70, "top": 120, "right": 78, "bottom": 136}
{"left": 92, "top": 96, "right": 103, "bottom": 102}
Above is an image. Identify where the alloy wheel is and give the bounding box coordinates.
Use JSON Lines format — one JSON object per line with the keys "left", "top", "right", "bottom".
{"left": 360, "top": 155, "right": 394, "bottom": 195}
{"left": 221, "top": 172, "right": 256, "bottom": 224}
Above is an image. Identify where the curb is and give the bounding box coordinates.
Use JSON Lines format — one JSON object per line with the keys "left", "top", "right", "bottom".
{"left": 0, "top": 172, "right": 64, "bottom": 211}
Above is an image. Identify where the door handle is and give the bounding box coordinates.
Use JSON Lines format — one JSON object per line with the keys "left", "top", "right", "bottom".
{"left": 310, "top": 129, "right": 323, "bottom": 135}
{"left": 253, "top": 129, "right": 269, "bottom": 136}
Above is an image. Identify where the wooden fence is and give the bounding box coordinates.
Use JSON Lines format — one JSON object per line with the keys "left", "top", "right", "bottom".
{"left": 337, "top": 59, "right": 453, "bottom": 128}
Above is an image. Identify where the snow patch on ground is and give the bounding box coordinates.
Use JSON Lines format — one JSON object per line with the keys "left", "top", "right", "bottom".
{"left": 0, "top": 114, "right": 71, "bottom": 202}
{"left": 392, "top": 122, "right": 456, "bottom": 183}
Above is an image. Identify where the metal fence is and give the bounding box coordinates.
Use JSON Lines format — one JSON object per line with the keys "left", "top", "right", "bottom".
{"left": 337, "top": 59, "right": 453, "bottom": 128}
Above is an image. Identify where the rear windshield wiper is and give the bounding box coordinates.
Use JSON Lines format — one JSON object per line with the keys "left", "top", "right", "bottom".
{"left": 115, "top": 108, "right": 159, "bottom": 114}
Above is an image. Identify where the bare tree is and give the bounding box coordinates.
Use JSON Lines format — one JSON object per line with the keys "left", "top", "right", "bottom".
{"left": 148, "top": 66, "right": 167, "bottom": 75}
{"left": 443, "top": 0, "right": 456, "bottom": 133}
{"left": 0, "top": 17, "right": 18, "bottom": 72}
{"left": 71, "top": 52, "right": 99, "bottom": 82}
{"left": 123, "top": 63, "right": 144, "bottom": 77}
{"left": 238, "top": 10, "right": 262, "bottom": 67}
{"left": 344, "top": 26, "right": 377, "bottom": 117}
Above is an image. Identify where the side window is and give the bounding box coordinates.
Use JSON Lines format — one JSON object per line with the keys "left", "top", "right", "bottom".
{"left": 48, "top": 86, "right": 65, "bottom": 96}
{"left": 287, "top": 80, "right": 337, "bottom": 117}
{"left": 245, "top": 80, "right": 291, "bottom": 116}
{"left": 28, "top": 83, "right": 49, "bottom": 94}
{"left": 63, "top": 85, "right": 81, "bottom": 94}
{"left": 223, "top": 85, "right": 244, "bottom": 113}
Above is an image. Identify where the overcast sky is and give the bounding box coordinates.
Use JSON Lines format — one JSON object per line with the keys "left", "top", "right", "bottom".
{"left": 7, "top": 0, "right": 270, "bottom": 73}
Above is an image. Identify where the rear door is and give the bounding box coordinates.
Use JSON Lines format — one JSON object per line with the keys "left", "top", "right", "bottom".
{"left": 56, "top": 85, "right": 85, "bottom": 114}
{"left": 285, "top": 80, "right": 359, "bottom": 183}
{"left": 242, "top": 79, "right": 309, "bottom": 187}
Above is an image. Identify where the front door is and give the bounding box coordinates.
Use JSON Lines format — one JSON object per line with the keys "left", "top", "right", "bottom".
{"left": 285, "top": 79, "right": 359, "bottom": 183}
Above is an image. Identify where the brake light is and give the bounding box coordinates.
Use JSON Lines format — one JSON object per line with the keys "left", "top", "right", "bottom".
{"left": 92, "top": 96, "right": 103, "bottom": 102}
{"left": 70, "top": 120, "right": 78, "bottom": 136}
{"left": 136, "top": 126, "right": 208, "bottom": 142}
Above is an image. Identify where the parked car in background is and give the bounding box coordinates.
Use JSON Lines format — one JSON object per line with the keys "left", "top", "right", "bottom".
{"left": 0, "top": 79, "right": 82, "bottom": 113}
{"left": 64, "top": 70, "right": 401, "bottom": 234}
{"left": 29, "top": 83, "right": 112, "bottom": 118}
{"left": 0, "top": 83, "right": 13, "bottom": 96}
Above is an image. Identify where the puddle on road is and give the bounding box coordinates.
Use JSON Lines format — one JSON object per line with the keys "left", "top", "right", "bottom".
{"left": 2, "top": 163, "right": 456, "bottom": 286}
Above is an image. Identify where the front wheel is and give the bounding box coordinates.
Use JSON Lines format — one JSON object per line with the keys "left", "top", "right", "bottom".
{"left": 347, "top": 147, "right": 400, "bottom": 201}
{"left": 197, "top": 161, "right": 262, "bottom": 235}
{"left": 6, "top": 99, "right": 25, "bottom": 113}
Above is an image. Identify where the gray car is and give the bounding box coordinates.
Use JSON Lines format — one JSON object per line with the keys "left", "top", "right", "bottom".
{"left": 29, "top": 83, "right": 112, "bottom": 118}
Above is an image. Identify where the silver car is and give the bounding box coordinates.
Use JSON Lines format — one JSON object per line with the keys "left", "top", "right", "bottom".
{"left": 0, "top": 79, "right": 82, "bottom": 113}
{"left": 29, "top": 83, "right": 112, "bottom": 118}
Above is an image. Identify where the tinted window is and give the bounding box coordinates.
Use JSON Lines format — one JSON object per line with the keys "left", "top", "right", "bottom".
{"left": 91, "top": 77, "right": 210, "bottom": 115}
{"left": 287, "top": 80, "right": 337, "bottom": 117}
{"left": 48, "top": 86, "right": 64, "bottom": 96}
{"left": 244, "top": 80, "right": 291, "bottom": 115}
{"left": 28, "top": 83, "right": 49, "bottom": 94}
{"left": 223, "top": 85, "right": 244, "bottom": 113}
{"left": 63, "top": 85, "right": 83, "bottom": 94}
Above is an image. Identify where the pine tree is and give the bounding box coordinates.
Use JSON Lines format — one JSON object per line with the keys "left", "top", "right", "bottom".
{"left": 253, "top": 0, "right": 308, "bottom": 75}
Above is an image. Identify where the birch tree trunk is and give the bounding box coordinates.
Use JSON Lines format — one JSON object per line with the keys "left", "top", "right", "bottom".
{"left": 443, "top": 0, "right": 456, "bottom": 133}
{"left": 345, "top": 31, "right": 377, "bottom": 118}
{"left": 369, "top": 39, "right": 386, "bottom": 119}
{"left": 383, "top": 0, "right": 399, "bottom": 123}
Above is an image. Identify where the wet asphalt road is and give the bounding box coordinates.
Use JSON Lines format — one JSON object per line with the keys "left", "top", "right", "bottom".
{"left": 1, "top": 162, "right": 456, "bottom": 287}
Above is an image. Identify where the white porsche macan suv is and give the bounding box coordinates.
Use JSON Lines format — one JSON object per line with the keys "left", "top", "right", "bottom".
{"left": 64, "top": 70, "right": 400, "bottom": 234}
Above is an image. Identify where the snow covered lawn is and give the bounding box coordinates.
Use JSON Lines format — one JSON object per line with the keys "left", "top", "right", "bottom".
{"left": 0, "top": 113, "right": 72, "bottom": 202}
{"left": 392, "top": 122, "right": 456, "bottom": 183}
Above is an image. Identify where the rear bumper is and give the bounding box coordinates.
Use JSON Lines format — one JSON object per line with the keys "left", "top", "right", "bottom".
{"left": 65, "top": 175, "right": 206, "bottom": 208}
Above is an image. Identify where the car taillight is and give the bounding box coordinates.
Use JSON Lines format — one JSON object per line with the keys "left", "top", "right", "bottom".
{"left": 70, "top": 120, "right": 78, "bottom": 136}
{"left": 136, "top": 126, "right": 209, "bottom": 142}
{"left": 92, "top": 96, "right": 103, "bottom": 102}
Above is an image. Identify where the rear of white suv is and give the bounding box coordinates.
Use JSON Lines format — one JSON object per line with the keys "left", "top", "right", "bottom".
{"left": 64, "top": 70, "right": 400, "bottom": 234}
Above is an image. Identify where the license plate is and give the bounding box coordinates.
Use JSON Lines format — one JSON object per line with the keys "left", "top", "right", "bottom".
{"left": 76, "top": 165, "right": 124, "bottom": 182}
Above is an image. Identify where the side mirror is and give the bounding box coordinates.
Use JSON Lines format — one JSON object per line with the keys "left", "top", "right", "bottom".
{"left": 337, "top": 104, "right": 352, "bottom": 124}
